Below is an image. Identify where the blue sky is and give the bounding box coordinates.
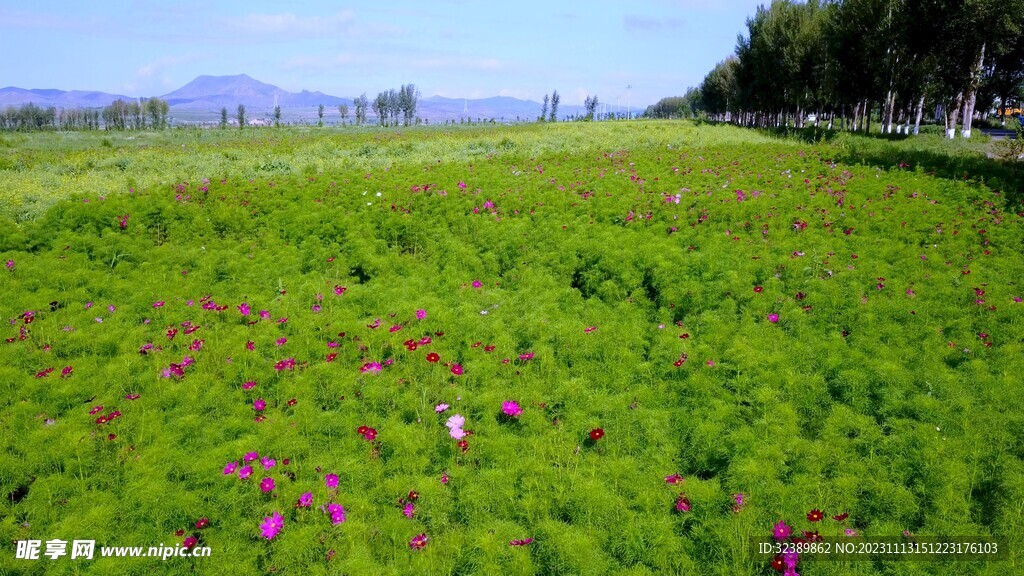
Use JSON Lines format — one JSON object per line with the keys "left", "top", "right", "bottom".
{"left": 0, "top": 0, "right": 763, "bottom": 106}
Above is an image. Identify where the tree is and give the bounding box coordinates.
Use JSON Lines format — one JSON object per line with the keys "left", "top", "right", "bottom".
{"left": 145, "top": 97, "right": 169, "bottom": 129}
{"left": 273, "top": 105, "right": 282, "bottom": 127}
{"left": 354, "top": 94, "right": 369, "bottom": 125}
{"left": 338, "top": 104, "right": 349, "bottom": 124}
{"left": 550, "top": 90, "right": 560, "bottom": 122}
{"left": 584, "top": 95, "right": 599, "bottom": 120}
{"left": 373, "top": 92, "right": 388, "bottom": 126}
{"left": 318, "top": 103, "right": 325, "bottom": 127}
{"left": 540, "top": 94, "right": 549, "bottom": 122}
{"left": 237, "top": 104, "right": 246, "bottom": 129}
{"left": 220, "top": 107, "right": 228, "bottom": 129}
{"left": 398, "top": 84, "right": 419, "bottom": 126}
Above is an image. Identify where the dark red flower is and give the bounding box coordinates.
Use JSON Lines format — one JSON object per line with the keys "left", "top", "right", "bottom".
{"left": 807, "top": 509, "right": 824, "bottom": 522}
{"left": 589, "top": 428, "right": 605, "bottom": 441}
{"left": 287, "top": 398, "right": 297, "bottom": 406}
{"left": 833, "top": 512, "right": 849, "bottom": 521}
{"left": 426, "top": 352, "right": 440, "bottom": 363}
{"left": 754, "top": 286, "right": 764, "bottom": 293}
{"left": 770, "top": 555, "right": 785, "bottom": 572}
{"left": 182, "top": 536, "right": 197, "bottom": 549}
{"left": 457, "top": 439, "right": 469, "bottom": 453}
{"left": 195, "top": 517, "right": 209, "bottom": 529}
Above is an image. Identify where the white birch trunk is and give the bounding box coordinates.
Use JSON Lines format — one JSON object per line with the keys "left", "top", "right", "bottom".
{"left": 945, "top": 92, "right": 962, "bottom": 139}
{"left": 913, "top": 95, "right": 924, "bottom": 135}
{"left": 960, "top": 43, "right": 986, "bottom": 139}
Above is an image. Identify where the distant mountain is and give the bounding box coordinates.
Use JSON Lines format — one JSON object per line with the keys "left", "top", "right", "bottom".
{"left": 0, "top": 75, "right": 605, "bottom": 122}
{"left": 0, "top": 86, "right": 134, "bottom": 108}
{"left": 161, "top": 74, "right": 350, "bottom": 109}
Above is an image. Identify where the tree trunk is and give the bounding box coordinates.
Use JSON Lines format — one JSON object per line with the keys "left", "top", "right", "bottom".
{"left": 946, "top": 92, "right": 963, "bottom": 139}
{"left": 883, "top": 90, "right": 893, "bottom": 133}
{"left": 865, "top": 101, "right": 872, "bottom": 133}
{"left": 960, "top": 43, "right": 986, "bottom": 138}
{"left": 853, "top": 101, "right": 862, "bottom": 131}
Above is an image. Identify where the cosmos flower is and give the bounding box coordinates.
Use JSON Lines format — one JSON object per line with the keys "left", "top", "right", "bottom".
{"left": 806, "top": 509, "right": 824, "bottom": 522}
{"left": 665, "top": 474, "right": 683, "bottom": 485}
{"left": 450, "top": 364, "right": 464, "bottom": 375}
{"left": 238, "top": 303, "right": 251, "bottom": 316}
{"left": 403, "top": 502, "right": 415, "bottom": 518}
{"left": 589, "top": 428, "right": 605, "bottom": 441}
{"left": 297, "top": 492, "right": 313, "bottom": 508}
{"left": 773, "top": 521, "right": 792, "bottom": 541}
{"left": 435, "top": 403, "right": 449, "bottom": 413}
{"left": 416, "top": 309, "right": 427, "bottom": 320}
{"left": 253, "top": 399, "right": 266, "bottom": 412}
{"left": 260, "top": 511, "right": 284, "bottom": 540}
{"left": 471, "top": 280, "right": 482, "bottom": 289}
{"left": 260, "top": 477, "right": 275, "bottom": 493}
{"left": 426, "top": 352, "right": 440, "bottom": 363}
{"left": 409, "top": 533, "right": 428, "bottom": 550}
{"left": 509, "top": 538, "right": 534, "bottom": 546}
{"left": 767, "top": 313, "right": 780, "bottom": 323}
{"left": 223, "top": 462, "right": 238, "bottom": 475}
{"left": 238, "top": 465, "right": 253, "bottom": 480}
{"left": 325, "top": 474, "right": 339, "bottom": 489}
{"left": 675, "top": 495, "right": 691, "bottom": 512}
{"left": 261, "top": 457, "right": 276, "bottom": 470}
{"left": 501, "top": 401, "right": 523, "bottom": 418}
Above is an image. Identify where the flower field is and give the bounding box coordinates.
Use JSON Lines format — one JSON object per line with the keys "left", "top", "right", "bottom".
{"left": 1, "top": 122, "right": 1022, "bottom": 575}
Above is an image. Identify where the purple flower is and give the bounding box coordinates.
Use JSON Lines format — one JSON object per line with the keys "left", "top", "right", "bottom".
{"left": 471, "top": 280, "right": 483, "bottom": 289}
{"left": 261, "top": 456, "right": 276, "bottom": 470}
{"left": 243, "top": 451, "right": 259, "bottom": 463}
{"left": 773, "top": 520, "right": 792, "bottom": 541}
{"left": 416, "top": 309, "right": 427, "bottom": 320}
{"left": 253, "top": 398, "right": 266, "bottom": 412}
{"left": 297, "top": 492, "right": 313, "bottom": 508}
{"left": 435, "top": 403, "right": 449, "bottom": 413}
{"left": 325, "top": 474, "right": 339, "bottom": 490}
{"left": 238, "top": 302, "right": 251, "bottom": 316}
{"left": 767, "top": 313, "right": 780, "bottom": 323}
{"left": 223, "top": 462, "right": 239, "bottom": 475}
{"left": 327, "top": 503, "right": 346, "bottom": 524}
{"left": 403, "top": 502, "right": 415, "bottom": 518}
{"left": 501, "top": 401, "right": 523, "bottom": 418}
{"left": 238, "top": 465, "right": 253, "bottom": 480}
{"left": 260, "top": 511, "right": 284, "bottom": 540}
{"left": 4, "top": 259, "right": 13, "bottom": 271}
{"left": 260, "top": 477, "right": 276, "bottom": 493}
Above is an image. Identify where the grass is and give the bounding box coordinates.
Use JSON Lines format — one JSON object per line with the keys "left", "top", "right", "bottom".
{"left": 1, "top": 121, "right": 1023, "bottom": 575}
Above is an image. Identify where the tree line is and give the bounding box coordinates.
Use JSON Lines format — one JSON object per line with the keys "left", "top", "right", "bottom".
{"left": 1, "top": 98, "right": 169, "bottom": 131}
{"left": 691, "top": 0, "right": 1024, "bottom": 138}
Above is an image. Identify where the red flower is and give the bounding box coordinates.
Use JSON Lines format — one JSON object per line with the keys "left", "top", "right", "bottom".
{"left": 589, "top": 428, "right": 605, "bottom": 441}
{"left": 450, "top": 364, "right": 464, "bottom": 375}
{"left": 754, "top": 286, "right": 764, "bottom": 293}
{"left": 426, "top": 352, "right": 440, "bottom": 363}
{"left": 195, "top": 517, "right": 209, "bottom": 529}
{"left": 770, "top": 555, "right": 785, "bottom": 572}
{"left": 457, "top": 439, "right": 469, "bottom": 453}
{"left": 182, "top": 536, "right": 198, "bottom": 549}
{"left": 807, "top": 509, "right": 824, "bottom": 522}
{"left": 833, "top": 512, "right": 849, "bottom": 521}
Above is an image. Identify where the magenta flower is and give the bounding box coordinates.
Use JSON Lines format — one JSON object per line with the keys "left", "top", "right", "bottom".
{"left": 403, "top": 502, "right": 415, "bottom": 518}
{"left": 450, "top": 364, "right": 464, "bottom": 376}
{"left": 584, "top": 326, "right": 597, "bottom": 333}
{"left": 675, "top": 495, "right": 691, "bottom": 512}
{"left": 253, "top": 398, "right": 266, "bottom": 412}
{"left": 409, "top": 533, "right": 428, "bottom": 550}
{"left": 238, "top": 302, "right": 251, "bottom": 316}
{"left": 360, "top": 362, "right": 383, "bottom": 373}
{"left": 773, "top": 520, "right": 792, "bottom": 541}
{"left": 238, "top": 465, "right": 253, "bottom": 480}
{"left": 223, "top": 462, "right": 239, "bottom": 475}
{"left": 518, "top": 352, "right": 534, "bottom": 361}
{"left": 297, "top": 492, "right": 313, "bottom": 508}
{"left": 244, "top": 451, "right": 259, "bottom": 463}
{"left": 246, "top": 341, "right": 255, "bottom": 351}
{"left": 471, "top": 280, "right": 482, "bottom": 289}
{"left": 440, "top": 473, "right": 449, "bottom": 484}
{"left": 4, "top": 259, "right": 13, "bottom": 271}
{"left": 259, "top": 310, "right": 270, "bottom": 319}
{"left": 501, "top": 401, "right": 523, "bottom": 418}
{"left": 243, "top": 381, "right": 257, "bottom": 390}
{"left": 415, "top": 309, "right": 427, "bottom": 320}
{"left": 261, "top": 456, "right": 276, "bottom": 470}
{"left": 153, "top": 301, "right": 165, "bottom": 308}
{"left": 665, "top": 473, "right": 683, "bottom": 485}
{"left": 435, "top": 403, "right": 450, "bottom": 413}
{"left": 260, "top": 511, "right": 284, "bottom": 540}
{"left": 260, "top": 477, "right": 276, "bottom": 493}
{"left": 276, "top": 337, "right": 287, "bottom": 346}
{"left": 767, "top": 313, "right": 780, "bottom": 323}
{"left": 510, "top": 538, "right": 534, "bottom": 546}
{"left": 327, "top": 503, "right": 346, "bottom": 524}
{"left": 325, "top": 474, "right": 339, "bottom": 490}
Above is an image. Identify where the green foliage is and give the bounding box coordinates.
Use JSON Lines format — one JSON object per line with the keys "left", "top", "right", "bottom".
{"left": 1, "top": 122, "right": 1023, "bottom": 575}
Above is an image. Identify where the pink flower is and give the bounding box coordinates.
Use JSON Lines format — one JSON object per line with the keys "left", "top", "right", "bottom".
{"left": 584, "top": 326, "right": 597, "bottom": 333}
{"left": 403, "top": 502, "right": 415, "bottom": 518}
{"left": 276, "top": 337, "right": 287, "bottom": 346}
{"left": 664, "top": 473, "right": 683, "bottom": 485}
{"left": 457, "top": 181, "right": 467, "bottom": 189}
{"left": 4, "top": 259, "right": 13, "bottom": 271}
{"left": 223, "top": 462, "right": 238, "bottom": 475}
{"left": 261, "top": 456, "right": 276, "bottom": 470}
{"left": 333, "top": 285, "right": 347, "bottom": 296}
{"left": 501, "top": 401, "right": 523, "bottom": 418}
{"left": 152, "top": 301, "right": 165, "bottom": 308}
{"left": 675, "top": 495, "right": 691, "bottom": 512}
{"left": 238, "top": 465, "right": 253, "bottom": 480}
{"left": 416, "top": 309, "right": 427, "bottom": 320}
{"left": 244, "top": 451, "right": 259, "bottom": 463}
{"left": 361, "top": 362, "right": 383, "bottom": 373}
{"left": 450, "top": 364, "right": 464, "bottom": 376}
{"left": 325, "top": 474, "right": 339, "bottom": 490}
{"left": 260, "top": 477, "right": 276, "bottom": 493}
{"left": 767, "top": 313, "right": 779, "bottom": 323}
{"left": 773, "top": 520, "right": 792, "bottom": 541}
{"left": 435, "top": 403, "right": 449, "bottom": 413}
{"left": 518, "top": 352, "right": 534, "bottom": 361}
{"left": 509, "top": 538, "right": 534, "bottom": 546}
{"left": 297, "top": 492, "right": 313, "bottom": 508}
{"left": 471, "top": 280, "right": 482, "bottom": 289}
{"left": 259, "top": 310, "right": 270, "bottom": 319}
{"left": 243, "top": 381, "right": 257, "bottom": 390}
{"left": 389, "top": 324, "right": 403, "bottom": 333}
{"left": 238, "top": 302, "right": 251, "bottom": 316}
{"left": 246, "top": 340, "right": 255, "bottom": 351}
{"left": 446, "top": 414, "right": 465, "bottom": 429}
{"left": 327, "top": 503, "right": 346, "bottom": 524}
{"left": 260, "top": 511, "right": 284, "bottom": 540}
{"left": 409, "top": 533, "right": 429, "bottom": 550}
{"left": 253, "top": 399, "right": 266, "bottom": 412}
{"left": 440, "top": 473, "right": 449, "bottom": 484}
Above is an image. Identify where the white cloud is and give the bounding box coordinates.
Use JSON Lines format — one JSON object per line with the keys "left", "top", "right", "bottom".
{"left": 233, "top": 11, "right": 355, "bottom": 37}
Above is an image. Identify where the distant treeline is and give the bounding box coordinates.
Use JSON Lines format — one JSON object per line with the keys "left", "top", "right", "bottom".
{"left": 1, "top": 97, "right": 170, "bottom": 132}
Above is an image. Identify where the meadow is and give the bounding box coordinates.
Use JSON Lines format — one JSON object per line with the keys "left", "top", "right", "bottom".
{"left": 1, "top": 121, "right": 1023, "bottom": 575}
